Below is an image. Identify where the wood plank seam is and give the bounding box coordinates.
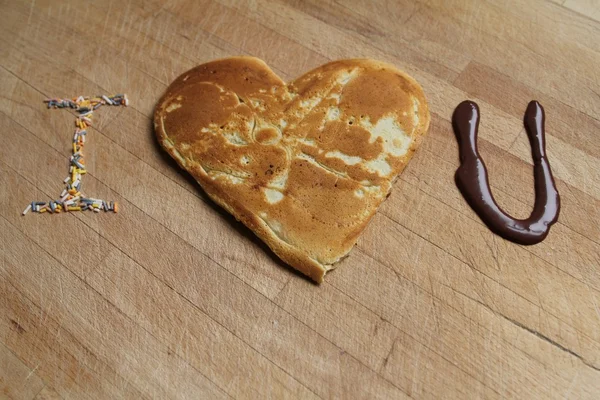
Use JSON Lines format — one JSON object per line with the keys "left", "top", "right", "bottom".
{"left": 214, "top": 0, "right": 600, "bottom": 183}
{"left": 560, "top": 183, "right": 600, "bottom": 245}
{"left": 2, "top": 3, "right": 596, "bottom": 396}
{"left": 5, "top": 0, "right": 600, "bottom": 208}
{"left": 3, "top": 72, "right": 599, "bottom": 374}
{"left": 0, "top": 96, "right": 516, "bottom": 395}
{"left": 453, "top": 61, "right": 600, "bottom": 128}
{"left": 0, "top": 212, "right": 235, "bottom": 399}
{"left": 0, "top": 95, "right": 572, "bottom": 349}
{"left": 0, "top": 268, "right": 151, "bottom": 399}
{"left": 412, "top": 136, "right": 600, "bottom": 246}
{"left": 0, "top": 195, "right": 315, "bottom": 398}
{"left": 395, "top": 168, "right": 600, "bottom": 280}
{"left": 32, "top": 384, "right": 47, "bottom": 400}
{"left": 1, "top": 158, "right": 406, "bottom": 399}
{"left": 4, "top": 145, "right": 596, "bottom": 400}
{"left": 34, "top": 80, "right": 600, "bottom": 304}
{"left": 77, "top": 229, "right": 323, "bottom": 399}
{"left": 221, "top": 0, "right": 600, "bottom": 121}
{"left": 17, "top": 0, "right": 600, "bottom": 232}
{"left": 253, "top": 0, "right": 462, "bottom": 76}
{"left": 321, "top": 0, "right": 465, "bottom": 77}
{"left": 0, "top": 340, "right": 45, "bottom": 398}
{"left": 313, "top": 281, "right": 499, "bottom": 395}
{"left": 2, "top": 0, "right": 595, "bottom": 396}
{"left": 424, "top": 271, "right": 600, "bottom": 373}
{"left": 3, "top": 61, "right": 599, "bottom": 381}
{"left": 4, "top": 3, "right": 599, "bottom": 211}
{"left": 374, "top": 209, "right": 600, "bottom": 360}
{"left": 78, "top": 1, "right": 297, "bottom": 85}
{"left": 556, "top": 2, "right": 600, "bottom": 24}
{"left": 408, "top": 0, "right": 600, "bottom": 119}
{"left": 219, "top": 0, "right": 461, "bottom": 80}
{"left": 344, "top": 247, "right": 600, "bottom": 375}
{"left": 7, "top": 152, "right": 416, "bottom": 398}
{"left": 1, "top": 224, "right": 235, "bottom": 400}
{"left": 142, "top": 8, "right": 294, "bottom": 80}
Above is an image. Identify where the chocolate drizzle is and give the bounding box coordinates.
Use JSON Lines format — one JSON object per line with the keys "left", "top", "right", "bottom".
{"left": 452, "top": 100, "right": 560, "bottom": 245}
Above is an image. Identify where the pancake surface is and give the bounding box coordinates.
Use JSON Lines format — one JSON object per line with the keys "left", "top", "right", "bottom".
{"left": 154, "top": 57, "right": 430, "bottom": 282}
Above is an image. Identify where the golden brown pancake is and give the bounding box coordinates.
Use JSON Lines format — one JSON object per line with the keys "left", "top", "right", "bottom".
{"left": 154, "top": 57, "right": 430, "bottom": 282}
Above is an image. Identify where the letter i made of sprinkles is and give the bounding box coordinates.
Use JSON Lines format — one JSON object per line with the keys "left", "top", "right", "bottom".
{"left": 22, "top": 94, "right": 129, "bottom": 216}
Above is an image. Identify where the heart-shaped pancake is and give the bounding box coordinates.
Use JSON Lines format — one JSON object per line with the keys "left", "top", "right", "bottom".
{"left": 155, "top": 57, "right": 430, "bottom": 282}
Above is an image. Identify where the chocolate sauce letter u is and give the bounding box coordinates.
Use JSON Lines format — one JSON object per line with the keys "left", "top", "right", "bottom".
{"left": 452, "top": 101, "right": 560, "bottom": 245}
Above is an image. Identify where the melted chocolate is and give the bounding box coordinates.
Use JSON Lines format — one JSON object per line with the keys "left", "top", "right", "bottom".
{"left": 452, "top": 100, "right": 560, "bottom": 245}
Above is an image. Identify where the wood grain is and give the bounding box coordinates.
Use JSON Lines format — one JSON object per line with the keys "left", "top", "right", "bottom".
{"left": 0, "top": 342, "right": 45, "bottom": 400}
{"left": 562, "top": 0, "right": 600, "bottom": 22}
{"left": 1, "top": 0, "right": 599, "bottom": 398}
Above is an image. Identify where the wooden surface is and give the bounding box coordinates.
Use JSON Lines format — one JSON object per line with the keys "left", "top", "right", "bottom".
{"left": 0, "top": 0, "right": 599, "bottom": 398}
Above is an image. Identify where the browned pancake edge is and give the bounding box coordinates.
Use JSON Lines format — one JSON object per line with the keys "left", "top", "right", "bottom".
{"left": 154, "top": 57, "right": 430, "bottom": 282}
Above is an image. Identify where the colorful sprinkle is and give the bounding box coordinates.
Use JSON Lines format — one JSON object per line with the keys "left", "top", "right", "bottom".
{"left": 24, "top": 94, "right": 127, "bottom": 216}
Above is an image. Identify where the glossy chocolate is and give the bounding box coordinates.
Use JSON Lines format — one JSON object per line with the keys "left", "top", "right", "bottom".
{"left": 452, "top": 100, "right": 560, "bottom": 245}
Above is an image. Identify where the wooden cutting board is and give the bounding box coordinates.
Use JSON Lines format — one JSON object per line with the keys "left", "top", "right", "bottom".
{"left": 1, "top": 0, "right": 599, "bottom": 398}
